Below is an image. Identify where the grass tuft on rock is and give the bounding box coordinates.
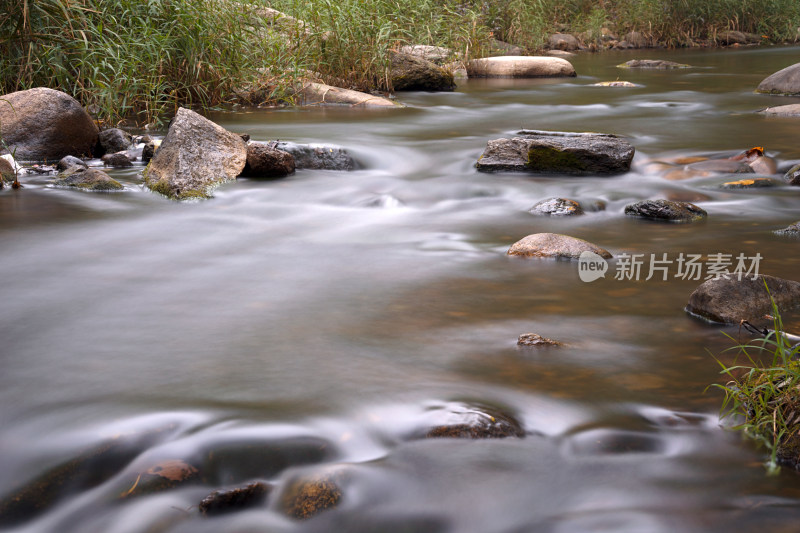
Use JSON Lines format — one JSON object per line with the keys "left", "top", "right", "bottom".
{"left": 712, "top": 298, "right": 800, "bottom": 473}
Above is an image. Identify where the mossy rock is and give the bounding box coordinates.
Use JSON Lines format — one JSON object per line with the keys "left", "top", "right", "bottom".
{"left": 53, "top": 168, "right": 123, "bottom": 191}
{"left": 281, "top": 468, "right": 346, "bottom": 520}
{"left": 0, "top": 157, "right": 15, "bottom": 184}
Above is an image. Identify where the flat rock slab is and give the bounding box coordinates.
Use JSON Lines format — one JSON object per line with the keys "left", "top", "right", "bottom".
{"left": 477, "top": 130, "right": 634, "bottom": 175}
{"left": 762, "top": 104, "right": 800, "bottom": 116}
{"left": 624, "top": 199, "right": 706, "bottom": 223}
{"left": 617, "top": 59, "right": 690, "bottom": 69}
{"left": 508, "top": 233, "right": 612, "bottom": 260}
{"left": 686, "top": 274, "right": 800, "bottom": 324}
{"left": 467, "top": 56, "right": 576, "bottom": 78}
{"left": 756, "top": 62, "right": 800, "bottom": 95}
{"left": 143, "top": 107, "right": 246, "bottom": 200}
{"left": 297, "top": 82, "right": 400, "bottom": 107}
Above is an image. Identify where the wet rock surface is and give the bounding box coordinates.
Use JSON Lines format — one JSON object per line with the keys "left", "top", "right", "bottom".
{"left": 756, "top": 62, "right": 800, "bottom": 95}
{"left": 102, "top": 152, "right": 133, "bottom": 168}
{"left": 762, "top": 103, "right": 800, "bottom": 116}
{"left": 785, "top": 164, "right": 800, "bottom": 185}
{"left": 720, "top": 178, "right": 779, "bottom": 189}
{"left": 199, "top": 481, "right": 271, "bottom": 516}
{"left": 281, "top": 467, "right": 345, "bottom": 520}
{"left": 389, "top": 51, "right": 456, "bottom": 91}
{"left": 274, "top": 141, "right": 357, "bottom": 171}
{"left": 143, "top": 107, "right": 247, "bottom": 200}
{"left": 477, "top": 130, "right": 634, "bottom": 175}
{"left": 0, "top": 157, "right": 15, "bottom": 184}
{"left": 529, "top": 197, "right": 584, "bottom": 216}
{"left": 517, "top": 333, "right": 563, "bottom": 347}
{"left": 54, "top": 168, "right": 123, "bottom": 191}
{"left": 775, "top": 221, "right": 800, "bottom": 237}
{"left": 508, "top": 232, "right": 612, "bottom": 260}
{"left": 0, "top": 87, "right": 99, "bottom": 160}
{"left": 686, "top": 274, "right": 800, "bottom": 324}
{"left": 98, "top": 128, "right": 132, "bottom": 155}
{"left": 467, "top": 56, "right": 576, "bottom": 78}
{"left": 624, "top": 199, "right": 707, "bottom": 223}
{"left": 422, "top": 402, "right": 525, "bottom": 439}
{"left": 241, "top": 142, "right": 296, "bottom": 177}
{"left": 56, "top": 155, "right": 88, "bottom": 172}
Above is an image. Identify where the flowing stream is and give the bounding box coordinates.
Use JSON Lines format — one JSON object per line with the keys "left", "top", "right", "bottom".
{"left": 2, "top": 46, "right": 800, "bottom": 533}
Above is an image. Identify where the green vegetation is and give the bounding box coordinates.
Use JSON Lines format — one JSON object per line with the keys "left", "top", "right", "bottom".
{"left": 1, "top": 0, "right": 799, "bottom": 124}
{"left": 713, "top": 302, "right": 800, "bottom": 472}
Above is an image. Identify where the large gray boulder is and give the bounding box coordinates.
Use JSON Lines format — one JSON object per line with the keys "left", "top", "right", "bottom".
{"left": 467, "top": 56, "right": 576, "bottom": 78}
{"left": 756, "top": 62, "right": 800, "bottom": 95}
{"left": 0, "top": 87, "right": 98, "bottom": 160}
{"left": 398, "top": 45, "right": 452, "bottom": 64}
{"left": 143, "top": 107, "right": 247, "bottom": 200}
{"left": 389, "top": 50, "right": 455, "bottom": 91}
{"left": 686, "top": 274, "right": 800, "bottom": 324}
{"left": 507, "top": 233, "right": 611, "bottom": 260}
{"left": 477, "top": 130, "right": 634, "bottom": 175}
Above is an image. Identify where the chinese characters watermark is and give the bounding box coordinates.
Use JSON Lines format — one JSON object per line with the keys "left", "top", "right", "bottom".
{"left": 578, "top": 251, "right": 762, "bottom": 283}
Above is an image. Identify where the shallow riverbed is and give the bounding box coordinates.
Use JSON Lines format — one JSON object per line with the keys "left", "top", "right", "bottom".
{"left": 2, "top": 46, "right": 800, "bottom": 533}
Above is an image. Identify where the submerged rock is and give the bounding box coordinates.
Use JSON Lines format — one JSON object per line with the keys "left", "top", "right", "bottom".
{"left": 467, "top": 56, "right": 576, "bottom": 78}
{"left": 529, "top": 197, "right": 584, "bottom": 216}
{"left": 624, "top": 199, "right": 706, "bottom": 223}
{"left": 98, "top": 128, "right": 132, "bottom": 155}
{"left": 686, "top": 274, "right": 800, "bottom": 324}
{"left": 762, "top": 104, "right": 800, "bottom": 116}
{"left": 721, "top": 178, "right": 779, "bottom": 189}
{"left": 476, "top": 130, "right": 634, "bottom": 175}
{"left": 756, "top": 62, "right": 800, "bottom": 95}
{"left": 617, "top": 59, "right": 690, "bottom": 69}
{"left": 274, "top": 141, "right": 356, "bottom": 171}
{"left": 297, "top": 82, "right": 399, "bottom": 107}
{"left": 118, "top": 459, "right": 200, "bottom": 499}
{"left": 54, "top": 168, "right": 123, "bottom": 191}
{"left": 0, "top": 87, "right": 98, "bottom": 160}
{"left": 199, "top": 481, "right": 271, "bottom": 516}
{"left": 389, "top": 50, "right": 456, "bottom": 91}
{"left": 592, "top": 81, "right": 639, "bottom": 87}
{"left": 422, "top": 402, "right": 524, "bottom": 439}
{"left": 281, "top": 467, "right": 346, "bottom": 520}
{"left": 775, "top": 221, "right": 800, "bottom": 237}
{"left": 143, "top": 107, "right": 246, "bottom": 200}
{"left": 517, "top": 333, "right": 562, "bottom": 347}
{"left": 508, "top": 232, "right": 612, "bottom": 260}
{"left": 241, "top": 142, "right": 295, "bottom": 177}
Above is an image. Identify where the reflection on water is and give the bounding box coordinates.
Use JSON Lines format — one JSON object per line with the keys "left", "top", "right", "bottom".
{"left": 2, "top": 46, "right": 800, "bottom": 532}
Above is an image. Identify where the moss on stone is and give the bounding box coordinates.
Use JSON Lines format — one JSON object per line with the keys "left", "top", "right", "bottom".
{"left": 527, "top": 146, "right": 588, "bottom": 173}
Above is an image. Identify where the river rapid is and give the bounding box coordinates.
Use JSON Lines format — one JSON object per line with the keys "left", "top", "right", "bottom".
{"left": 2, "top": 46, "right": 800, "bottom": 533}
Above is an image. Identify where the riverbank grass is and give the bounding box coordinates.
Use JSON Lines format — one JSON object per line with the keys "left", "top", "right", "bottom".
{"left": 713, "top": 303, "right": 800, "bottom": 472}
